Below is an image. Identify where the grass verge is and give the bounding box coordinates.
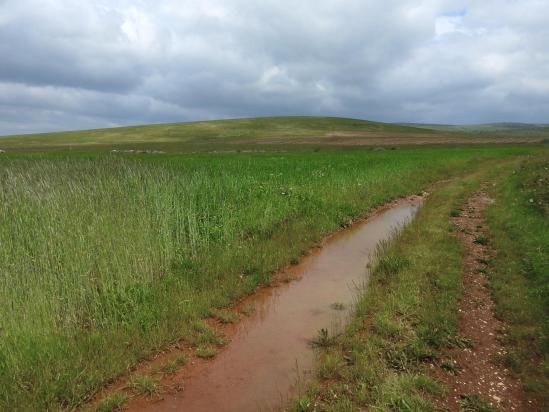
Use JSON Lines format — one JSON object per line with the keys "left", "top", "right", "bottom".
{"left": 484, "top": 154, "right": 548, "bottom": 403}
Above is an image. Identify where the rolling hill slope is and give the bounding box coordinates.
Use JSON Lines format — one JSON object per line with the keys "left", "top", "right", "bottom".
{"left": 0, "top": 116, "right": 544, "bottom": 152}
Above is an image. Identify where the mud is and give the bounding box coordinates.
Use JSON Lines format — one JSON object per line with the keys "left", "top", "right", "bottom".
{"left": 129, "top": 197, "right": 423, "bottom": 412}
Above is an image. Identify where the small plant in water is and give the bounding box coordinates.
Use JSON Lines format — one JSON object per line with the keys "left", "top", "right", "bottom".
{"left": 196, "top": 345, "right": 217, "bottom": 358}
{"left": 311, "top": 328, "right": 335, "bottom": 348}
{"left": 330, "top": 302, "right": 345, "bottom": 311}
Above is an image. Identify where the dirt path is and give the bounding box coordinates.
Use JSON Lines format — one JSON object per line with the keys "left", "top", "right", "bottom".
{"left": 435, "top": 185, "right": 537, "bottom": 411}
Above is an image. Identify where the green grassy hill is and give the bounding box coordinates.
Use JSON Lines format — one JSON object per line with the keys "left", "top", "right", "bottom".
{"left": 0, "top": 116, "right": 544, "bottom": 152}
{"left": 0, "top": 117, "right": 429, "bottom": 150}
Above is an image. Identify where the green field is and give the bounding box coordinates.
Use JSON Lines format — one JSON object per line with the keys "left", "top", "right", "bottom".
{"left": 0, "top": 117, "right": 547, "bottom": 410}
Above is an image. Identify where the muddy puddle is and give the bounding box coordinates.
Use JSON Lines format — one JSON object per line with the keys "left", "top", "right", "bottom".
{"left": 132, "top": 197, "right": 423, "bottom": 412}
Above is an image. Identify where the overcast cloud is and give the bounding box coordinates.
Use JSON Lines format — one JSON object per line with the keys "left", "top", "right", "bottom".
{"left": 1, "top": 0, "right": 548, "bottom": 135}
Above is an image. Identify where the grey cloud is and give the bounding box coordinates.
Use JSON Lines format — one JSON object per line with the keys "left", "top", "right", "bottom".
{"left": 0, "top": 0, "right": 548, "bottom": 135}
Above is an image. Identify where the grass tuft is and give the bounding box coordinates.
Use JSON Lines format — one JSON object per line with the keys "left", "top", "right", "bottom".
{"left": 162, "top": 353, "right": 187, "bottom": 375}
{"left": 458, "top": 394, "right": 499, "bottom": 412}
{"left": 473, "top": 235, "right": 489, "bottom": 245}
{"left": 211, "top": 309, "right": 238, "bottom": 324}
{"left": 195, "top": 345, "right": 217, "bottom": 359}
{"left": 128, "top": 374, "right": 160, "bottom": 396}
{"left": 311, "top": 328, "right": 337, "bottom": 348}
{"left": 95, "top": 393, "right": 128, "bottom": 412}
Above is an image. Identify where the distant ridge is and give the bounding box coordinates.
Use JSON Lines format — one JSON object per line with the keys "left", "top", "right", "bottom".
{"left": 0, "top": 116, "right": 431, "bottom": 149}
{"left": 0, "top": 116, "right": 544, "bottom": 151}
{"left": 399, "top": 122, "right": 549, "bottom": 130}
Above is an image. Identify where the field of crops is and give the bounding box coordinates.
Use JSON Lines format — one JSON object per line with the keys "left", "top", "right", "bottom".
{"left": 0, "top": 146, "right": 539, "bottom": 409}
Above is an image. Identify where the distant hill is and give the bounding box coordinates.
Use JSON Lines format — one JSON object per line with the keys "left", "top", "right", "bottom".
{"left": 0, "top": 116, "right": 431, "bottom": 151}
{"left": 0, "top": 116, "right": 544, "bottom": 152}
{"left": 401, "top": 122, "right": 549, "bottom": 136}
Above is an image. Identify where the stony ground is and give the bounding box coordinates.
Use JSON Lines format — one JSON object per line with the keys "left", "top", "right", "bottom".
{"left": 434, "top": 185, "right": 537, "bottom": 411}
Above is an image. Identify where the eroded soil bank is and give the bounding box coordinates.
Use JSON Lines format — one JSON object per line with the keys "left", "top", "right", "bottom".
{"left": 129, "top": 197, "right": 423, "bottom": 412}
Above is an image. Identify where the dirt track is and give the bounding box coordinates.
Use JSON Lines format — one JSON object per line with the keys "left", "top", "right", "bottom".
{"left": 433, "top": 186, "right": 538, "bottom": 411}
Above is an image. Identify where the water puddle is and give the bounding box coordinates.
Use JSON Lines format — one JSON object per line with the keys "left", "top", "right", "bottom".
{"left": 132, "top": 197, "right": 422, "bottom": 412}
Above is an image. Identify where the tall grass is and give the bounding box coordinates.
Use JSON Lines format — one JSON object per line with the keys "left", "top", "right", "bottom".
{"left": 0, "top": 147, "right": 533, "bottom": 409}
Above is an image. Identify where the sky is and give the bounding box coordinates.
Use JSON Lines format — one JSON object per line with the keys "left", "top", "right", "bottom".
{"left": 1, "top": 0, "right": 548, "bottom": 135}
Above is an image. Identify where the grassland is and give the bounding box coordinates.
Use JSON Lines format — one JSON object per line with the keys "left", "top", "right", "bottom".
{"left": 0, "top": 145, "right": 539, "bottom": 410}
{"left": 485, "top": 156, "right": 549, "bottom": 402}
{"left": 0, "top": 116, "right": 544, "bottom": 152}
{"left": 0, "top": 117, "right": 431, "bottom": 151}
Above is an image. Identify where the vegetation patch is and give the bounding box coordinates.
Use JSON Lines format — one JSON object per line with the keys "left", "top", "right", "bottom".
{"left": 211, "top": 309, "right": 238, "bottom": 324}
{"left": 458, "top": 394, "right": 499, "bottom": 412}
{"left": 311, "top": 328, "right": 338, "bottom": 349}
{"left": 485, "top": 155, "right": 549, "bottom": 403}
{"left": 94, "top": 393, "right": 128, "bottom": 412}
{"left": 162, "top": 353, "right": 187, "bottom": 375}
{"left": 128, "top": 374, "right": 160, "bottom": 396}
{"left": 196, "top": 345, "right": 217, "bottom": 359}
